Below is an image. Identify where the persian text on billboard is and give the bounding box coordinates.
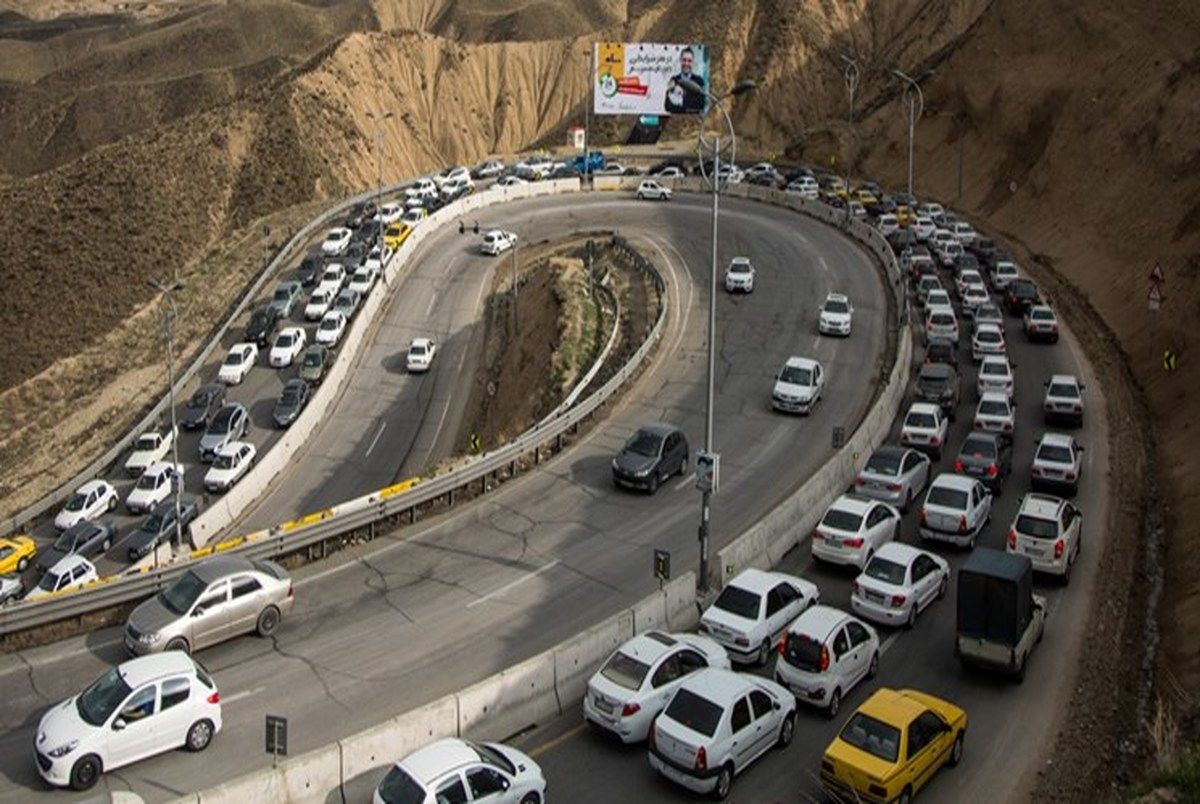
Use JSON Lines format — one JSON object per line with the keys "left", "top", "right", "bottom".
{"left": 593, "top": 42, "right": 710, "bottom": 116}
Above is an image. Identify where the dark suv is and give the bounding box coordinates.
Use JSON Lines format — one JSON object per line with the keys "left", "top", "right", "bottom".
{"left": 915, "top": 362, "right": 960, "bottom": 420}
{"left": 1005, "top": 279, "right": 1040, "bottom": 315}
{"left": 611, "top": 424, "right": 689, "bottom": 494}
{"left": 245, "top": 306, "right": 280, "bottom": 347}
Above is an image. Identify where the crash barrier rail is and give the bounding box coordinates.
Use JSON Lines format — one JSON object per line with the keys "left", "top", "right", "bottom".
{"left": 168, "top": 572, "right": 698, "bottom": 804}
{"left": 174, "top": 176, "right": 915, "bottom": 804}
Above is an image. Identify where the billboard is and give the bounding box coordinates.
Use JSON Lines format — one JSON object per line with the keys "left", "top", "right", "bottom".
{"left": 594, "top": 42, "right": 710, "bottom": 116}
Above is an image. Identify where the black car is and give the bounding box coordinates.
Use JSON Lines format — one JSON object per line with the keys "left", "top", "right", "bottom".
{"left": 127, "top": 500, "right": 200, "bottom": 562}
{"left": 951, "top": 252, "right": 981, "bottom": 277}
{"left": 273, "top": 378, "right": 310, "bottom": 428}
{"left": 915, "top": 362, "right": 960, "bottom": 420}
{"left": 181, "top": 383, "right": 227, "bottom": 430}
{"left": 1005, "top": 279, "right": 1040, "bottom": 315}
{"left": 923, "top": 340, "right": 959, "bottom": 371}
{"left": 36, "top": 521, "right": 118, "bottom": 572}
{"left": 954, "top": 431, "right": 1013, "bottom": 494}
{"left": 970, "top": 237, "right": 997, "bottom": 263}
{"left": 245, "top": 306, "right": 280, "bottom": 347}
{"left": 611, "top": 424, "right": 689, "bottom": 494}
{"left": 296, "top": 252, "right": 324, "bottom": 286}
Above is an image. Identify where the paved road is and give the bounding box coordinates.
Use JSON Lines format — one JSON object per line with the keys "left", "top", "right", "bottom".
{"left": 0, "top": 192, "right": 890, "bottom": 801}
{"left": 507, "top": 276, "right": 1109, "bottom": 803}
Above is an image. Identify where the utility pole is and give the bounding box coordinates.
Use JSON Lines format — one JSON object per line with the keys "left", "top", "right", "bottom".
{"left": 840, "top": 54, "right": 860, "bottom": 218}
{"left": 892, "top": 69, "right": 927, "bottom": 196}
{"left": 147, "top": 278, "right": 184, "bottom": 562}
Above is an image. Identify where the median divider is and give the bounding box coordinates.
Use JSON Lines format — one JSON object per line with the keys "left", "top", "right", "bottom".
{"left": 191, "top": 742, "right": 341, "bottom": 804}
{"left": 338, "top": 694, "right": 459, "bottom": 802}
{"left": 552, "top": 609, "right": 634, "bottom": 707}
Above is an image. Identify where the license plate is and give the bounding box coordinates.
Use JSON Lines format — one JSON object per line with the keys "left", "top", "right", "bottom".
{"left": 594, "top": 696, "right": 613, "bottom": 714}
{"left": 866, "top": 591, "right": 885, "bottom": 603}
{"left": 1025, "top": 545, "right": 1044, "bottom": 557}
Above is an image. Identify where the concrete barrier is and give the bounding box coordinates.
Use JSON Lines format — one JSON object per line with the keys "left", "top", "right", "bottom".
{"left": 630, "top": 587, "right": 668, "bottom": 634}
{"left": 195, "top": 742, "right": 341, "bottom": 804}
{"left": 663, "top": 571, "right": 700, "bottom": 630}
{"left": 456, "top": 651, "right": 558, "bottom": 741}
{"left": 552, "top": 609, "right": 634, "bottom": 707}
{"left": 339, "top": 694, "right": 458, "bottom": 803}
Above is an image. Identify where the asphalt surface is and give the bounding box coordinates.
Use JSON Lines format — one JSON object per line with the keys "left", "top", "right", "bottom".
{"left": 0, "top": 192, "right": 890, "bottom": 801}
{"left": 505, "top": 271, "right": 1109, "bottom": 803}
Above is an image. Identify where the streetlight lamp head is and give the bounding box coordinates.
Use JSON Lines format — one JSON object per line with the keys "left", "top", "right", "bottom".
{"left": 730, "top": 79, "right": 757, "bottom": 97}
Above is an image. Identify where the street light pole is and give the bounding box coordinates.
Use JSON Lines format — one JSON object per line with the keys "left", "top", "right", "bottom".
{"left": 148, "top": 278, "right": 184, "bottom": 560}
{"left": 679, "top": 77, "right": 756, "bottom": 593}
{"left": 840, "top": 55, "right": 860, "bottom": 216}
{"left": 892, "top": 69, "right": 926, "bottom": 196}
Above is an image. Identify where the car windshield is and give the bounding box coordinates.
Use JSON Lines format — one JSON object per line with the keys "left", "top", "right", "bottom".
{"left": 211, "top": 411, "right": 232, "bottom": 433}
{"left": 159, "top": 570, "right": 206, "bottom": 616}
{"left": 979, "top": 400, "right": 1009, "bottom": 416}
{"left": 865, "top": 451, "right": 901, "bottom": 476}
{"left": 824, "top": 300, "right": 849, "bottom": 313}
{"left": 281, "top": 388, "right": 302, "bottom": 405}
{"left": 272, "top": 289, "right": 289, "bottom": 302}
{"left": 1049, "top": 382, "right": 1079, "bottom": 398}
{"left": 1017, "top": 514, "right": 1058, "bottom": 540}
{"left": 712, "top": 585, "right": 760, "bottom": 619}
{"left": 599, "top": 650, "right": 651, "bottom": 691}
{"left": 38, "top": 569, "right": 63, "bottom": 591}
{"left": 375, "top": 765, "right": 424, "bottom": 804}
{"left": 277, "top": 334, "right": 294, "bottom": 348}
{"left": 865, "top": 556, "right": 907, "bottom": 585}
{"left": 142, "top": 512, "right": 166, "bottom": 535}
{"left": 927, "top": 486, "right": 968, "bottom": 509}
{"left": 135, "top": 435, "right": 158, "bottom": 450}
{"left": 1032, "top": 309, "right": 1054, "bottom": 321}
{"left": 188, "top": 391, "right": 211, "bottom": 409}
{"left": 65, "top": 492, "right": 87, "bottom": 511}
{"left": 76, "top": 667, "right": 133, "bottom": 727}
{"left": 1037, "top": 444, "right": 1073, "bottom": 463}
{"left": 780, "top": 366, "right": 812, "bottom": 385}
{"left": 135, "top": 472, "right": 161, "bottom": 491}
{"left": 961, "top": 437, "right": 997, "bottom": 459}
{"left": 662, "top": 688, "right": 723, "bottom": 738}
{"left": 303, "top": 353, "right": 321, "bottom": 368}
{"left": 409, "top": 345, "right": 426, "bottom": 357}
{"left": 822, "top": 508, "right": 863, "bottom": 532}
{"left": 222, "top": 352, "right": 242, "bottom": 366}
{"left": 839, "top": 712, "right": 901, "bottom": 763}
{"left": 624, "top": 431, "right": 662, "bottom": 457}
{"left": 320, "top": 318, "right": 339, "bottom": 331}
{"left": 213, "top": 452, "right": 238, "bottom": 470}
{"left": 906, "top": 412, "right": 936, "bottom": 428}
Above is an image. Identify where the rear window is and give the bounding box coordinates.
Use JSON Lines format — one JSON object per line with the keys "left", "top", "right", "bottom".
{"left": 961, "top": 437, "right": 996, "bottom": 459}
{"left": 783, "top": 633, "right": 824, "bottom": 672}
{"left": 663, "top": 688, "right": 723, "bottom": 738}
{"left": 839, "top": 712, "right": 900, "bottom": 763}
{"left": 927, "top": 486, "right": 968, "bottom": 509}
{"left": 1016, "top": 514, "right": 1058, "bottom": 540}
{"left": 981, "top": 363, "right": 1007, "bottom": 377}
{"left": 906, "top": 412, "right": 936, "bottom": 428}
{"left": 821, "top": 508, "right": 864, "bottom": 533}
{"left": 1048, "top": 382, "right": 1079, "bottom": 398}
{"left": 865, "top": 451, "right": 901, "bottom": 476}
{"left": 865, "top": 557, "right": 907, "bottom": 585}
{"left": 376, "top": 765, "right": 425, "bottom": 804}
{"left": 712, "top": 585, "right": 761, "bottom": 620}
{"left": 979, "top": 399, "right": 1009, "bottom": 416}
{"left": 1037, "top": 444, "right": 1073, "bottom": 463}
{"left": 599, "top": 651, "right": 650, "bottom": 691}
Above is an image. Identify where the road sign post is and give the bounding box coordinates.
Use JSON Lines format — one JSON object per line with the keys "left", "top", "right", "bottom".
{"left": 266, "top": 714, "right": 288, "bottom": 768}
{"left": 654, "top": 548, "right": 670, "bottom": 589}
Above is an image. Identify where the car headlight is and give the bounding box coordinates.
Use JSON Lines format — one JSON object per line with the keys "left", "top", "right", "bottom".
{"left": 634, "top": 466, "right": 652, "bottom": 477}
{"left": 47, "top": 740, "right": 79, "bottom": 758}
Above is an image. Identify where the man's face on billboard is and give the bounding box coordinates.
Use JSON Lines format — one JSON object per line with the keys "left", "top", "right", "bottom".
{"left": 680, "top": 51, "right": 693, "bottom": 74}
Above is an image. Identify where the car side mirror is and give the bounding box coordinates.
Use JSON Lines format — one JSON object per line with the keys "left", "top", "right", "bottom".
{"left": 1079, "top": 384, "right": 1086, "bottom": 390}
{"left": 773, "top": 700, "right": 782, "bottom": 710}
{"left": 113, "top": 719, "right": 126, "bottom": 731}
{"left": 191, "top": 607, "right": 204, "bottom": 617}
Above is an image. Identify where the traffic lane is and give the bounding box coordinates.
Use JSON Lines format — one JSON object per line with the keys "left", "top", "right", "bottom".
{"left": 0, "top": 194, "right": 889, "bottom": 801}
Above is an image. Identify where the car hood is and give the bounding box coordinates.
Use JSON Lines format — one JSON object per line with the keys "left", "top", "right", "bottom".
{"left": 916, "top": 379, "right": 953, "bottom": 398}
{"left": 128, "top": 595, "right": 179, "bottom": 635}
{"left": 613, "top": 452, "right": 657, "bottom": 475}
{"left": 820, "top": 311, "right": 850, "bottom": 323}
{"left": 274, "top": 402, "right": 300, "bottom": 424}
{"left": 38, "top": 697, "right": 95, "bottom": 755}
{"left": 181, "top": 406, "right": 208, "bottom": 427}
{"left": 199, "top": 432, "right": 229, "bottom": 450}
{"left": 774, "top": 380, "right": 814, "bottom": 399}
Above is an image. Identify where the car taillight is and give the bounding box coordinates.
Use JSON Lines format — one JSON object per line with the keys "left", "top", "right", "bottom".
{"left": 930, "top": 435, "right": 940, "bottom": 445}
{"left": 986, "top": 464, "right": 999, "bottom": 477}
{"left": 734, "top": 635, "right": 749, "bottom": 646}
{"left": 1065, "top": 471, "right": 1076, "bottom": 480}
{"left": 886, "top": 482, "right": 902, "bottom": 492}
{"left": 1032, "top": 466, "right": 1043, "bottom": 476}
{"left": 1054, "top": 539, "right": 1065, "bottom": 559}
{"left": 207, "top": 691, "right": 220, "bottom": 705}
{"left": 621, "top": 702, "right": 641, "bottom": 717}
{"left": 695, "top": 745, "right": 708, "bottom": 771}
{"left": 845, "top": 537, "right": 864, "bottom": 548}
{"left": 851, "top": 581, "right": 860, "bottom": 596}
{"left": 973, "top": 419, "right": 983, "bottom": 430}
{"left": 820, "top": 645, "right": 830, "bottom": 672}
{"left": 855, "top": 474, "right": 865, "bottom": 486}
{"left": 954, "top": 460, "right": 964, "bottom": 472}
{"left": 813, "top": 530, "right": 825, "bottom": 541}
{"left": 779, "top": 636, "right": 788, "bottom": 655}
{"left": 958, "top": 515, "right": 968, "bottom": 534}
{"left": 1003, "top": 422, "right": 1013, "bottom": 432}
{"left": 869, "top": 784, "right": 889, "bottom": 798}
{"left": 1007, "top": 530, "right": 1017, "bottom": 549}
{"left": 891, "top": 594, "right": 907, "bottom": 608}
{"left": 822, "top": 759, "right": 835, "bottom": 774}
{"left": 1073, "top": 404, "right": 1083, "bottom": 412}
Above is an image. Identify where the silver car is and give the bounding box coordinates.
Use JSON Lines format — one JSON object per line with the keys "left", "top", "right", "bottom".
{"left": 125, "top": 555, "right": 294, "bottom": 655}
{"left": 854, "top": 446, "right": 931, "bottom": 512}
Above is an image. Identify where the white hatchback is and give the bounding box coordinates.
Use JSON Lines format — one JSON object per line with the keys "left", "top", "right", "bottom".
{"left": 850, "top": 542, "right": 950, "bottom": 628}
{"left": 1007, "top": 493, "right": 1083, "bottom": 582}
{"left": 320, "top": 227, "right": 351, "bottom": 256}
{"left": 1030, "top": 432, "right": 1084, "bottom": 495}
{"left": 583, "top": 631, "right": 730, "bottom": 743}
{"left": 315, "top": 310, "right": 347, "bottom": 347}
{"left": 34, "top": 653, "right": 221, "bottom": 790}
{"left": 374, "top": 738, "right": 544, "bottom": 804}
{"left": 636, "top": 179, "right": 672, "bottom": 200}
{"left": 406, "top": 338, "right": 437, "bottom": 373}
{"left": 811, "top": 494, "right": 901, "bottom": 570}
{"left": 304, "top": 288, "right": 333, "bottom": 321}
{"left": 724, "top": 258, "right": 755, "bottom": 293}
{"left": 54, "top": 480, "right": 118, "bottom": 531}
{"left": 771, "top": 357, "right": 824, "bottom": 414}
{"left": 900, "top": 402, "right": 949, "bottom": 458}
{"left": 269, "top": 327, "right": 307, "bottom": 368}
{"left": 699, "top": 568, "right": 819, "bottom": 666}
{"left": 125, "top": 461, "right": 183, "bottom": 514}
{"left": 925, "top": 308, "right": 959, "bottom": 345}
{"left": 26, "top": 554, "right": 99, "bottom": 601}
{"left": 774, "top": 606, "right": 879, "bottom": 717}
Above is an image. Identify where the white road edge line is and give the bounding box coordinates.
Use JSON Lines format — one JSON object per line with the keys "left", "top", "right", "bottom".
{"left": 365, "top": 421, "right": 388, "bottom": 457}
{"left": 466, "top": 560, "right": 561, "bottom": 609}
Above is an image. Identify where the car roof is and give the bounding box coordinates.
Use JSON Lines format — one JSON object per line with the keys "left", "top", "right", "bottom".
{"left": 824, "top": 292, "right": 849, "bottom": 303}
{"left": 678, "top": 667, "right": 758, "bottom": 708}
{"left": 48, "top": 553, "right": 93, "bottom": 574}
{"left": 191, "top": 554, "right": 257, "bottom": 583}
{"left": 788, "top": 604, "right": 850, "bottom": 641}
{"left": 214, "top": 441, "right": 250, "bottom": 457}
{"left": 411, "top": 337, "right": 432, "bottom": 349}
{"left": 616, "top": 631, "right": 680, "bottom": 665}
{"left": 961, "top": 430, "right": 1001, "bottom": 447}
{"left": 975, "top": 323, "right": 1003, "bottom": 334}
{"left": 77, "top": 479, "right": 109, "bottom": 494}
{"left": 918, "top": 362, "right": 954, "bottom": 378}
{"left": 980, "top": 355, "right": 1009, "bottom": 368}
{"left": 636, "top": 422, "right": 678, "bottom": 438}
{"left": 1019, "top": 492, "right": 1067, "bottom": 519}
{"left": 784, "top": 356, "right": 819, "bottom": 371}
{"left": 908, "top": 402, "right": 941, "bottom": 415}
{"left": 1037, "top": 432, "right": 1075, "bottom": 448}
{"left": 874, "top": 541, "right": 926, "bottom": 566}
{"left": 979, "top": 391, "right": 1010, "bottom": 404}
{"left": 870, "top": 445, "right": 909, "bottom": 461}
{"left": 857, "top": 688, "right": 927, "bottom": 728}
{"left": 400, "top": 738, "right": 479, "bottom": 784}
{"left": 119, "top": 652, "right": 198, "bottom": 687}
{"left": 829, "top": 493, "right": 875, "bottom": 516}
{"left": 727, "top": 567, "right": 794, "bottom": 594}
{"left": 930, "top": 472, "right": 977, "bottom": 491}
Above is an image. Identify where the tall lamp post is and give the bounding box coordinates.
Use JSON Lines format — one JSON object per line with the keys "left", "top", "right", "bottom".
{"left": 840, "top": 55, "right": 860, "bottom": 215}
{"left": 365, "top": 110, "right": 394, "bottom": 246}
{"left": 147, "top": 278, "right": 184, "bottom": 559}
{"left": 892, "top": 69, "right": 927, "bottom": 196}
{"left": 676, "top": 76, "right": 756, "bottom": 593}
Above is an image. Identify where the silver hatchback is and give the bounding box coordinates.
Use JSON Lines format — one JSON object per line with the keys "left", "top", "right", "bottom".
{"left": 125, "top": 555, "right": 294, "bottom": 655}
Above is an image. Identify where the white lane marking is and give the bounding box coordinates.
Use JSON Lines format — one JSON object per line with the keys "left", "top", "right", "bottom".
{"left": 472, "top": 272, "right": 489, "bottom": 313}
{"left": 365, "top": 421, "right": 387, "bottom": 457}
{"left": 221, "top": 686, "right": 264, "bottom": 704}
{"left": 673, "top": 476, "right": 692, "bottom": 492}
{"left": 426, "top": 290, "right": 439, "bottom": 317}
{"left": 466, "top": 560, "right": 561, "bottom": 609}
{"left": 879, "top": 630, "right": 902, "bottom": 656}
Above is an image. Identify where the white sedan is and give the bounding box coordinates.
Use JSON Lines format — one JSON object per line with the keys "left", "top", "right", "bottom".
{"left": 818, "top": 292, "right": 853, "bottom": 336}
{"left": 217, "top": 343, "right": 257, "bottom": 385}
{"left": 204, "top": 441, "right": 256, "bottom": 493}
{"left": 636, "top": 179, "right": 672, "bottom": 200}
{"left": 54, "top": 480, "right": 118, "bottom": 531}
{"left": 1044, "top": 374, "right": 1085, "bottom": 426}
{"left": 315, "top": 311, "right": 347, "bottom": 347}
{"left": 480, "top": 230, "right": 517, "bottom": 256}
{"left": 125, "top": 461, "right": 184, "bottom": 514}
{"left": 1031, "top": 432, "right": 1085, "bottom": 495}
{"left": 771, "top": 357, "right": 824, "bottom": 414}
{"left": 269, "top": 327, "right": 307, "bottom": 368}
{"left": 971, "top": 322, "right": 1007, "bottom": 362}
{"left": 724, "top": 257, "right": 755, "bottom": 293}
{"left": 348, "top": 265, "right": 378, "bottom": 296}
{"left": 853, "top": 445, "right": 931, "bottom": 512}
{"left": 900, "top": 402, "right": 949, "bottom": 459}
{"left": 26, "top": 554, "right": 99, "bottom": 602}
{"left": 974, "top": 391, "right": 1016, "bottom": 438}
{"left": 811, "top": 494, "right": 901, "bottom": 570}
{"left": 978, "top": 355, "right": 1016, "bottom": 400}
{"left": 699, "top": 568, "right": 819, "bottom": 666}
{"left": 496, "top": 175, "right": 528, "bottom": 187}
{"left": 320, "top": 227, "right": 352, "bottom": 256}
{"left": 316, "top": 264, "right": 346, "bottom": 297}
{"left": 406, "top": 338, "right": 436, "bottom": 373}
{"left": 583, "top": 631, "right": 730, "bottom": 743}
{"left": 373, "top": 739, "right": 544, "bottom": 804}
{"left": 304, "top": 289, "right": 333, "bottom": 321}
{"left": 919, "top": 473, "right": 993, "bottom": 548}
{"left": 124, "top": 428, "right": 175, "bottom": 477}
{"left": 850, "top": 542, "right": 950, "bottom": 628}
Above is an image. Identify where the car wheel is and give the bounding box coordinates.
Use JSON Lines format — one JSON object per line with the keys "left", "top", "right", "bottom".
{"left": 107, "top": 496, "right": 117, "bottom": 512}
{"left": 679, "top": 452, "right": 689, "bottom": 477}
{"left": 756, "top": 639, "right": 772, "bottom": 668}
{"left": 949, "top": 732, "right": 965, "bottom": 766}
{"left": 868, "top": 652, "right": 879, "bottom": 679}
{"left": 777, "top": 712, "right": 795, "bottom": 748}
{"left": 712, "top": 764, "right": 733, "bottom": 801}
{"left": 648, "top": 474, "right": 659, "bottom": 495}
{"left": 1061, "top": 556, "right": 1073, "bottom": 587}
{"left": 827, "top": 688, "right": 842, "bottom": 719}
{"left": 165, "top": 637, "right": 190, "bottom": 653}
{"left": 16, "top": 557, "right": 28, "bottom": 572}
{"left": 906, "top": 603, "right": 918, "bottom": 629}
{"left": 903, "top": 489, "right": 914, "bottom": 514}
{"left": 520, "top": 795, "right": 541, "bottom": 804}
{"left": 69, "top": 754, "right": 102, "bottom": 791}
{"left": 102, "top": 538, "right": 111, "bottom": 552}
{"left": 898, "top": 786, "right": 913, "bottom": 804}
{"left": 186, "top": 719, "right": 215, "bottom": 752}
{"left": 256, "top": 605, "right": 282, "bottom": 637}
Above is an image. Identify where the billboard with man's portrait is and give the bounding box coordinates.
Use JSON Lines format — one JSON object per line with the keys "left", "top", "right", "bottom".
{"left": 593, "top": 42, "right": 710, "bottom": 116}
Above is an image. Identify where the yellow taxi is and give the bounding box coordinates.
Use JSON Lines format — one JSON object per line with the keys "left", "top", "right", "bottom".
{"left": 0, "top": 535, "right": 37, "bottom": 574}
{"left": 895, "top": 206, "right": 916, "bottom": 227}
{"left": 384, "top": 223, "right": 413, "bottom": 251}
{"left": 853, "top": 188, "right": 878, "bottom": 207}
{"left": 820, "top": 687, "right": 966, "bottom": 803}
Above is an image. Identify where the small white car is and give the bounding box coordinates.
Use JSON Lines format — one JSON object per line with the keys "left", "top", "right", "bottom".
{"left": 316, "top": 264, "right": 346, "bottom": 297}
{"left": 405, "top": 177, "right": 438, "bottom": 199}
{"left": 440, "top": 175, "right": 475, "bottom": 198}
{"left": 636, "top": 179, "right": 672, "bottom": 201}
{"left": 919, "top": 473, "right": 992, "bottom": 548}
{"left": 955, "top": 269, "right": 984, "bottom": 297}
{"left": 203, "top": 441, "right": 256, "bottom": 493}
{"left": 771, "top": 357, "right": 824, "bottom": 414}
{"left": 937, "top": 240, "right": 965, "bottom": 267}
{"left": 26, "top": 554, "right": 99, "bottom": 601}
{"left": 699, "top": 568, "right": 819, "bottom": 666}
{"left": 124, "top": 428, "right": 175, "bottom": 477}
{"left": 974, "top": 391, "right": 1016, "bottom": 438}
{"left": 377, "top": 202, "right": 404, "bottom": 224}
{"left": 900, "top": 402, "right": 949, "bottom": 459}
{"left": 785, "top": 177, "right": 819, "bottom": 199}
{"left": 1043, "top": 374, "right": 1085, "bottom": 426}
{"left": 929, "top": 229, "right": 955, "bottom": 253}
{"left": 320, "top": 227, "right": 351, "bottom": 256}
{"left": 652, "top": 166, "right": 685, "bottom": 178}
{"left": 648, "top": 668, "right": 795, "bottom": 800}
{"left": 918, "top": 202, "right": 946, "bottom": 220}
{"left": 1007, "top": 493, "right": 1083, "bottom": 582}
{"left": 348, "top": 265, "right": 378, "bottom": 296}
{"left": 876, "top": 214, "right": 899, "bottom": 236}
{"left": 125, "top": 461, "right": 184, "bottom": 514}
{"left": 364, "top": 244, "right": 392, "bottom": 271}
{"left": 480, "top": 230, "right": 517, "bottom": 256}
{"left": 315, "top": 311, "right": 348, "bottom": 347}
{"left": 977, "top": 355, "right": 1016, "bottom": 400}
{"left": 812, "top": 494, "right": 901, "bottom": 570}
{"left": 910, "top": 216, "right": 935, "bottom": 240}
{"left": 971, "top": 322, "right": 1007, "bottom": 362}
{"left": 950, "top": 220, "right": 976, "bottom": 245}
{"left": 851, "top": 542, "right": 950, "bottom": 628}
{"left": 775, "top": 606, "right": 879, "bottom": 717}
{"left": 269, "top": 327, "right": 306, "bottom": 368}
{"left": 217, "top": 343, "right": 257, "bottom": 385}
{"left": 925, "top": 288, "right": 953, "bottom": 313}
{"left": 853, "top": 446, "right": 931, "bottom": 512}
{"left": 925, "top": 308, "right": 959, "bottom": 345}
{"left": 304, "top": 288, "right": 333, "bottom": 321}
{"left": 374, "top": 738, "right": 545, "bottom": 804}
{"left": 991, "top": 261, "right": 1019, "bottom": 290}
{"left": 55, "top": 480, "right": 118, "bottom": 531}
{"left": 399, "top": 208, "right": 426, "bottom": 228}
{"left": 496, "top": 175, "right": 528, "bottom": 187}
{"left": 1031, "top": 432, "right": 1084, "bottom": 495}
{"left": 1024, "top": 304, "right": 1060, "bottom": 343}
{"left": 34, "top": 653, "right": 221, "bottom": 790}
{"left": 818, "top": 293, "right": 854, "bottom": 336}
{"left": 916, "top": 276, "right": 944, "bottom": 307}
{"left": 435, "top": 165, "right": 471, "bottom": 186}
{"left": 406, "top": 338, "right": 436, "bottom": 373}
{"left": 961, "top": 284, "right": 990, "bottom": 317}
{"left": 583, "top": 631, "right": 730, "bottom": 743}
{"left": 724, "top": 257, "right": 755, "bottom": 293}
